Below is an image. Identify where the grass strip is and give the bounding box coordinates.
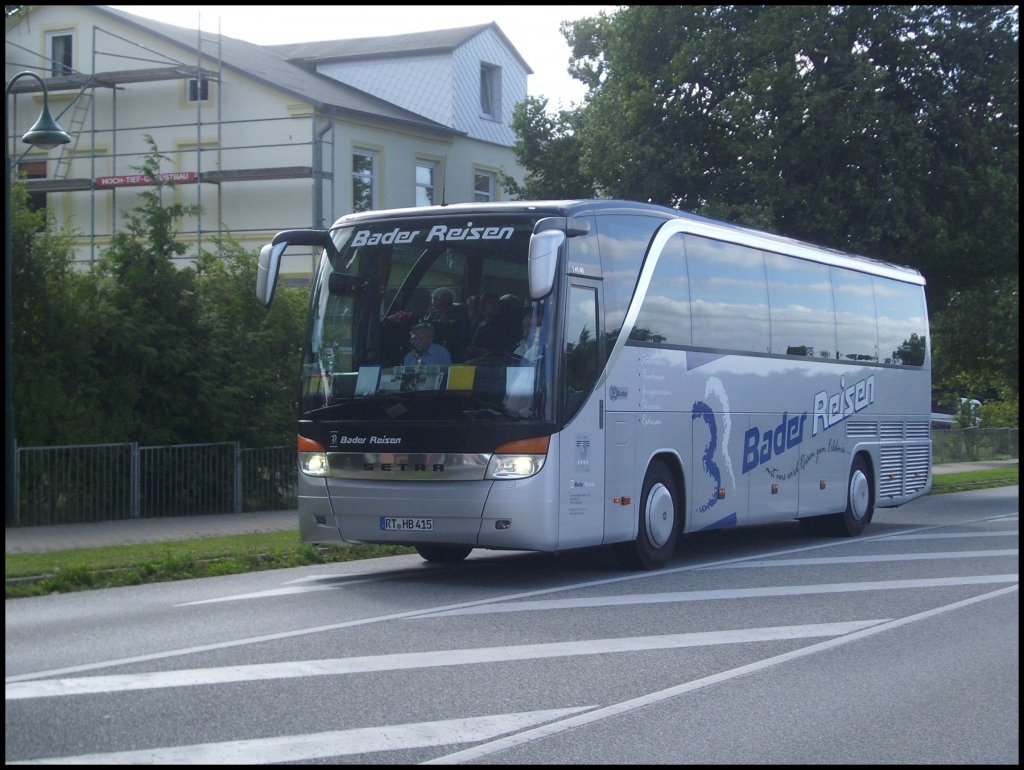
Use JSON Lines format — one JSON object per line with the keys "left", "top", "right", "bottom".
{"left": 6, "top": 467, "right": 1016, "bottom": 598}
{"left": 5, "top": 531, "right": 414, "bottom": 598}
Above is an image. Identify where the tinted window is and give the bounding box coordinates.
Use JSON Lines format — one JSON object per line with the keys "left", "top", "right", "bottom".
{"left": 764, "top": 251, "right": 836, "bottom": 358}
{"left": 687, "top": 235, "right": 769, "bottom": 353}
{"left": 832, "top": 268, "right": 878, "bottom": 362}
{"left": 630, "top": 232, "right": 691, "bottom": 345}
{"left": 874, "top": 278, "right": 927, "bottom": 366}
{"left": 596, "top": 214, "right": 662, "bottom": 351}
{"left": 564, "top": 285, "right": 600, "bottom": 419}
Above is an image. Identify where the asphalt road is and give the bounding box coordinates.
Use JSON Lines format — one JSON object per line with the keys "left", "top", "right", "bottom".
{"left": 5, "top": 484, "right": 1018, "bottom": 764}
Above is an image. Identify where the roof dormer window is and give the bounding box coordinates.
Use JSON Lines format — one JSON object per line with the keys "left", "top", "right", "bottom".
{"left": 479, "top": 63, "right": 501, "bottom": 119}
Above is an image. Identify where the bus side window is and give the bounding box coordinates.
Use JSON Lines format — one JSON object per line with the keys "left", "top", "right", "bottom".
{"left": 832, "top": 268, "right": 879, "bottom": 362}
{"left": 565, "top": 284, "right": 600, "bottom": 420}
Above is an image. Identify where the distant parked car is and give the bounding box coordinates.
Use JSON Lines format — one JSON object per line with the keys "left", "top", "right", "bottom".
{"left": 959, "top": 398, "right": 983, "bottom": 427}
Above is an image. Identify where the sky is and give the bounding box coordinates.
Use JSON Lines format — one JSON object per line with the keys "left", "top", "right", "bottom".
{"left": 110, "top": 5, "right": 620, "bottom": 110}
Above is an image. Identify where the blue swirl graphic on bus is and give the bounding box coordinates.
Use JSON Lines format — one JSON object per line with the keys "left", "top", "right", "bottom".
{"left": 691, "top": 400, "right": 721, "bottom": 513}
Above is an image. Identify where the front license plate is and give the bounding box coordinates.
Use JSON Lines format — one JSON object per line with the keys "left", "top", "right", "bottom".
{"left": 380, "top": 517, "right": 433, "bottom": 531}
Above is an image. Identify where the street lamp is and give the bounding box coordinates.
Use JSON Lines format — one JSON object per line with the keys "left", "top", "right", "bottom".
{"left": 6, "top": 71, "right": 71, "bottom": 522}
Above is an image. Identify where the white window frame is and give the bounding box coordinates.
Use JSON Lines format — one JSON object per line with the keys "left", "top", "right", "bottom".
{"left": 474, "top": 170, "right": 496, "bottom": 202}
{"left": 188, "top": 78, "right": 211, "bottom": 103}
{"left": 415, "top": 161, "right": 437, "bottom": 206}
{"left": 352, "top": 150, "right": 377, "bottom": 212}
{"left": 47, "top": 30, "right": 74, "bottom": 77}
{"left": 479, "top": 63, "right": 502, "bottom": 119}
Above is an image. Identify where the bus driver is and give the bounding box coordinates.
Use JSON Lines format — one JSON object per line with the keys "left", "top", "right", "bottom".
{"left": 404, "top": 322, "right": 451, "bottom": 366}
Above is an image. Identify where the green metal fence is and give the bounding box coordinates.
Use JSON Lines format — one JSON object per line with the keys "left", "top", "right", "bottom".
{"left": 931, "top": 427, "right": 1019, "bottom": 464}
{"left": 10, "top": 442, "right": 297, "bottom": 527}
{"left": 8, "top": 429, "right": 1018, "bottom": 527}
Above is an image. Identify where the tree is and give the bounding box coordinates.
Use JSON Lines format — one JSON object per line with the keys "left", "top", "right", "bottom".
{"left": 84, "top": 137, "right": 208, "bottom": 444}
{"left": 193, "top": 239, "right": 308, "bottom": 447}
{"left": 542, "top": 6, "right": 1018, "bottom": 300}
{"left": 9, "top": 178, "right": 104, "bottom": 445}
{"left": 518, "top": 5, "right": 1018, "bottom": 408}
{"left": 930, "top": 273, "right": 1019, "bottom": 405}
{"left": 504, "top": 96, "right": 596, "bottom": 199}
{"left": 11, "top": 137, "right": 309, "bottom": 448}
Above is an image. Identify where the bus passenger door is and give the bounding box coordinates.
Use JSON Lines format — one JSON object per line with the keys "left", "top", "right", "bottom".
{"left": 557, "top": 282, "right": 606, "bottom": 550}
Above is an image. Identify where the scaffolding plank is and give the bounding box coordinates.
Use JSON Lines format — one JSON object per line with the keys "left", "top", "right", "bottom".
{"left": 201, "top": 167, "right": 316, "bottom": 182}
{"left": 22, "top": 167, "right": 325, "bottom": 192}
{"left": 25, "top": 178, "right": 94, "bottom": 192}
{"left": 8, "top": 67, "right": 219, "bottom": 93}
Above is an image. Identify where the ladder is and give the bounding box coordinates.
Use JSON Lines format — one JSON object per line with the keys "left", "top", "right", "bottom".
{"left": 52, "top": 87, "right": 94, "bottom": 181}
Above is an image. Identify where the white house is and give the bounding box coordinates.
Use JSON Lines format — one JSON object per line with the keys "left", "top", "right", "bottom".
{"left": 5, "top": 5, "right": 530, "bottom": 279}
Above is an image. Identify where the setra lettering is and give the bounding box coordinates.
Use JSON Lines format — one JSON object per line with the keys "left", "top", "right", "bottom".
{"left": 362, "top": 463, "right": 445, "bottom": 472}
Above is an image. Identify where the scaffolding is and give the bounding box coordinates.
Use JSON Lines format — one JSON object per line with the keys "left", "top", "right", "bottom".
{"left": 7, "top": 18, "right": 334, "bottom": 268}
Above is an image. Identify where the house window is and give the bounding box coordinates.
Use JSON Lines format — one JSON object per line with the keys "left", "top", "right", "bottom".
{"left": 474, "top": 171, "right": 495, "bottom": 202}
{"left": 479, "top": 63, "right": 501, "bottom": 118}
{"left": 48, "top": 31, "right": 73, "bottom": 76}
{"left": 188, "top": 78, "right": 211, "bottom": 102}
{"left": 352, "top": 151, "right": 376, "bottom": 212}
{"left": 415, "top": 162, "right": 436, "bottom": 206}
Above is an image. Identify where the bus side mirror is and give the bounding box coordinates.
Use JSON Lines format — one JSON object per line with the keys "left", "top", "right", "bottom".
{"left": 528, "top": 230, "right": 564, "bottom": 300}
{"left": 256, "top": 228, "right": 331, "bottom": 307}
{"left": 256, "top": 242, "right": 287, "bottom": 307}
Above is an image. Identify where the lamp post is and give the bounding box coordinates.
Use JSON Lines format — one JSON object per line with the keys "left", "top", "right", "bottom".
{"left": 6, "top": 71, "right": 71, "bottom": 521}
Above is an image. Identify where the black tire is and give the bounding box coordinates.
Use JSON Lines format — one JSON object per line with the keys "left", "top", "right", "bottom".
{"left": 614, "top": 460, "right": 681, "bottom": 570}
{"left": 415, "top": 544, "right": 473, "bottom": 563}
{"left": 799, "top": 455, "right": 874, "bottom": 537}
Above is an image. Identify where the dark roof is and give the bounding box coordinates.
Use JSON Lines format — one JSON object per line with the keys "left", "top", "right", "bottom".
{"left": 90, "top": 6, "right": 459, "bottom": 135}
{"left": 267, "top": 23, "right": 533, "bottom": 73}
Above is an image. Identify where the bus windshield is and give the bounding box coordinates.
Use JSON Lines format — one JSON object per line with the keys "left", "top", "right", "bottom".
{"left": 301, "top": 214, "right": 556, "bottom": 423}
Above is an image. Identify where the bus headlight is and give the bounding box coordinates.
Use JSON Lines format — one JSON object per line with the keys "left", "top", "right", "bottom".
{"left": 298, "top": 435, "right": 329, "bottom": 477}
{"left": 487, "top": 454, "right": 546, "bottom": 479}
{"left": 300, "top": 451, "right": 329, "bottom": 476}
{"left": 485, "top": 436, "right": 549, "bottom": 480}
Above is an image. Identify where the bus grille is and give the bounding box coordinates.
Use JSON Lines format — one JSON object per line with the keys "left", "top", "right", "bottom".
{"left": 879, "top": 443, "right": 932, "bottom": 498}
{"left": 847, "top": 421, "right": 878, "bottom": 438}
{"left": 880, "top": 421, "right": 904, "bottom": 441}
{"left": 906, "top": 421, "right": 930, "bottom": 440}
{"left": 904, "top": 444, "right": 931, "bottom": 494}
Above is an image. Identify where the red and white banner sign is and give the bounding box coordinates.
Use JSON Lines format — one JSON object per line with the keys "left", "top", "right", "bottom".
{"left": 95, "top": 172, "right": 198, "bottom": 187}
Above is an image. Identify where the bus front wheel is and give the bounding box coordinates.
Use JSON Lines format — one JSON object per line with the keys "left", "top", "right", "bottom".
{"left": 614, "top": 460, "right": 680, "bottom": 570}
{"left": 415, "top": 545, "right": 473, "bottom": 563}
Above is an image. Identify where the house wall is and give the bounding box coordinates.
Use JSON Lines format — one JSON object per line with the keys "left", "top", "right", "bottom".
{"left": 6, "top": 6, "right": 525, "bottom": 280}
{"left": 451, "top": 27, "right": 524, "bottom": 147}
{"left": 315, "top": 26, "right": 526, "bottom": 148}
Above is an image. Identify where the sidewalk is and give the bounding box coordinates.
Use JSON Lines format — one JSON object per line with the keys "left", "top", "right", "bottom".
{"left": 5, "top": 509, "right": 298, "bottom": 555}
{"left": 5, "top": 460, "right": 1017, "bottom": 555}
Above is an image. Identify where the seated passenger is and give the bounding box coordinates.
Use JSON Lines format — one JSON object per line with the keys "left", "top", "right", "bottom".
{"left": 466, "top": 292, "right": 515, "bottom": 358}
{"left": 423, "top": 287, "right": 468, "bottom": 359}
{"left": 514, "top": 313, "right": 542, "bottom": 363}
{"left": 403, "top": 322, "right": 451, "bottom": 366}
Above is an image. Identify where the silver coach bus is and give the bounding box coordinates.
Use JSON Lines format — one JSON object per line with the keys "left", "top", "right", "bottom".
{"left": 257, "top": 200, "right": 931, "bottom": 569}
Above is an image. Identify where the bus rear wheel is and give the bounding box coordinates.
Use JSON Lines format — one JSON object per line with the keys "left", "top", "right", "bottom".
{"left": 799, "top": 455, "right": 874, "bottom": 537}
{"left": 415, "top": 544, "right": 473, "bottom": 563}
{"left": 614, "top": 460, "right": 680, "bottom": 570}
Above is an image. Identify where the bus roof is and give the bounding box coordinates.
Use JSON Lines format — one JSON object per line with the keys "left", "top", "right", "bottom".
{"left": 331, "top": 199, "right": 924, "bottom": 284}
